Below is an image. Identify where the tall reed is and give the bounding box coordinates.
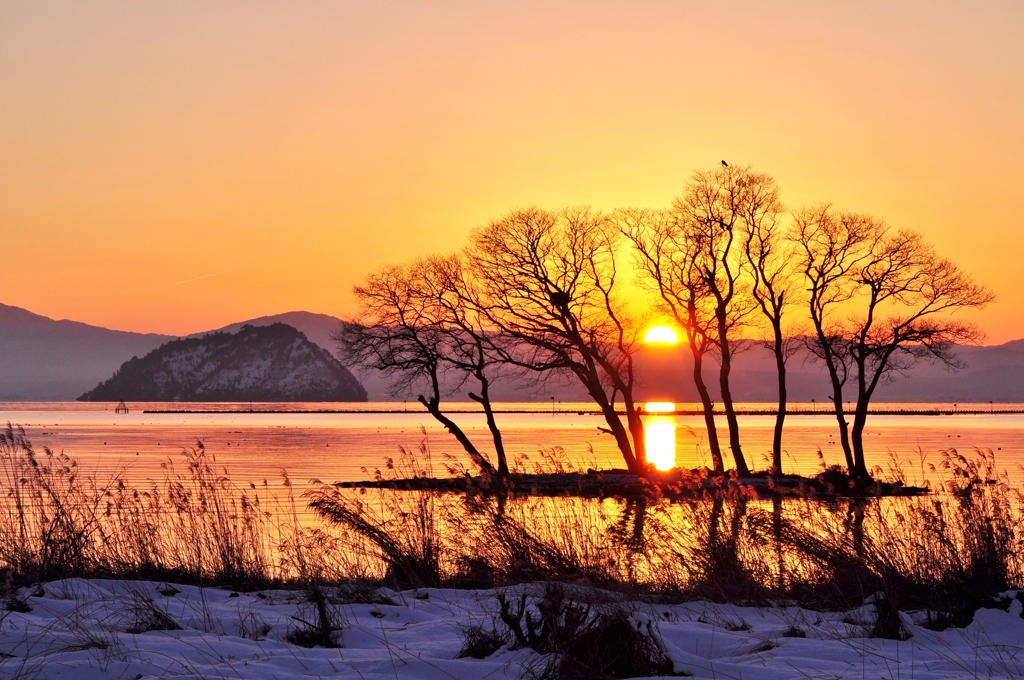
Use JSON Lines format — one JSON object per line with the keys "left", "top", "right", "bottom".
{"left": 0, "top": 425, "right": 279, "bottom": 586}
{"left": 1, "top": 421, "right": 1021, "bottom": 634}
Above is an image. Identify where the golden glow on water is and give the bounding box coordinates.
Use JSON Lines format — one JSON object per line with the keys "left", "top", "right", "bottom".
{"left": 645, "top": 416, "right": 676, "bottom": 471}
{"left": 8, "top": 401, "right": 1024, "bottom": 484}
{"left": 643, "top": 325, "right": 679, "bottom": 345}
{"left": 644, "top": 401, "right": 675, "bottom": 413}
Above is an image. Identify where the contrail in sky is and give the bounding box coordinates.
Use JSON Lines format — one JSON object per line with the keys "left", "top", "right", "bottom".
{"left": 175, "top": 271, "right": 228, "bottom": 285}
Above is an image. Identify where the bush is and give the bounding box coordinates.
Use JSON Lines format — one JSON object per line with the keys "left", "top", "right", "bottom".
{"left": 456, "top": 622, "right": 510, "bottom": 659}
{"left": 120, "top": 587, "right": 181, "bottom": 634}
{"left": 490, "top": 584, "right": 680, "bottom": 679}
{"left": 286, "top": 586, "right": 345, "bottom": 648}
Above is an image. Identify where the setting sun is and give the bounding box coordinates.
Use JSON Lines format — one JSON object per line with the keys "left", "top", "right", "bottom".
{"left": 643, "top": 325, "right": 680, "bottom": 345}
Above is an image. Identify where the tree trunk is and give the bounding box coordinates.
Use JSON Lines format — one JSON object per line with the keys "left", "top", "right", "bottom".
{"left": 692, "top": 352, "right": 724, "bottom": 473}
{"left": 591, "top": 349, "right": 646, "bottom": 471}
{"left": 624, "top": 400, "right": 647, "bottom": 471}
{"left": 771, "top": 325, "right": 787, "bottom": 474}
{"left": 850, "top": 399, "right": 871, "bottom": 482}
{"left": 817, "top": 345, "right": 855, "bottom": 473}
{"left": 849, "top": 344, "right": 899, "bottom": 483}
{"left": 848, "top": 353, "right": 873, "bottom": 482}
{"left": 417, "top": 395, "right": 497, "bottom": 475}
{"left": 469, "top": 375, "right": 508, "bottom": 476}
{"left": 582, "top": 377, "right": 640, "bottom": 474}
{"left": 600, "top": 402, "right": 640, "bottom": 474}
{"left": 830, "top": 393, "right": 854, "bottom": 474}
{"left": 716, "top": 326, "right": 749, "bottom": 475}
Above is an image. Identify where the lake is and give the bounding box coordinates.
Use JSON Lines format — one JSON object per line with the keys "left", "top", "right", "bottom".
{"left": 3, "top": 401, "right": 1023, "bottom": 491}
{"left": 2, "top": 400, "right": 1021, "bottom": 589}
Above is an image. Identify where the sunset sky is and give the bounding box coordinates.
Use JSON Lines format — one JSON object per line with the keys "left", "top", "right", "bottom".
{"left": 3, "top": 1, "right": 1022, "bottom": 341}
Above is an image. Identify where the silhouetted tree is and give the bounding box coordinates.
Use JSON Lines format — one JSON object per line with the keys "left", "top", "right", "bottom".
{"left": 336, "top": 259, "right": 502, "bottom": 475}
{"left": 739, "top": 174, "right": 799, "bottom": 473}
{"left": 418, "top": 254, "right": 511, "bottom": 475}
{"left": 624, "top": 165, "right": 776, "bottom": 475}
{"left": 795, "top": 205, "right": 993, "bottom": 480}
{"left": 619, "top": 208, "right": 725, "bottom": 473}
{"left": 669, "top": 165, "right": 775, "bottom": 476}
{"left": 466, "top": 207, "right": 649, "bottom": 474}
{"left": 793, "top": 205, "right": 875, "bottom": 474}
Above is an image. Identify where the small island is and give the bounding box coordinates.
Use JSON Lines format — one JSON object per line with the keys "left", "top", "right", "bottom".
{"left": 78, "top": 323, "right": 367, "bottom": 402}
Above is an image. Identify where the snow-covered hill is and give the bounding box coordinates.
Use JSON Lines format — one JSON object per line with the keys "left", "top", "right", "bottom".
{"left": 78, "top": 323, "right": 367, "bottom": 402}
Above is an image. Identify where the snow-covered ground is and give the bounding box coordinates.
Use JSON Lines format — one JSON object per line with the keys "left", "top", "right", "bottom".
{"left": 1, "top": 579, "right": 1022, "bottom": 679}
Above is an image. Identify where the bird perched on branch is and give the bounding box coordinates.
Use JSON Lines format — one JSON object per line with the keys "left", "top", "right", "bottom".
{"left": 721, "top": 160, "right": 728, "bottom": 167}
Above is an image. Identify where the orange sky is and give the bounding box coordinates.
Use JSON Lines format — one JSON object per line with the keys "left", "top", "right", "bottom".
{"left": 2, "top": 1, "right": 1022, "bottom": 341}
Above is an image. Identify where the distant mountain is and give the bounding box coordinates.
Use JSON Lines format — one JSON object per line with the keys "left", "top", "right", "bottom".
{"left": 631, "top": 340, "right": 1024, "bottom": 404}
{"left": 7, "top": 301, "right": 1024, "bottom": 403}
{"left": 206, "top": 311, "right": 342, "bottom": 355}
{"left": 0, "top": 306, "right": 379, "bottom": 401}
{"left": 201, "top": 310, "right": 396, "bottom": 400}
{"left": 0, "top": 304, "right": 172, "bottom": 400}
{"left": 79, "top": 323, "right": 367, "bottom": 402}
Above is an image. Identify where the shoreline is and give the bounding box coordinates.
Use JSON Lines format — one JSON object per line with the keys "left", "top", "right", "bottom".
{"left": 140, "top": 407, "right": 1024, "bottom": 416}
{"left": 331, "top": 469, "right": 929, "bottom": 499}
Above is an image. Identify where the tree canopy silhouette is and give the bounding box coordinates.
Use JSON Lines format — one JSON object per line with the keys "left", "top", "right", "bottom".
{"left": 794, "top": 205, "right": 993, "bottom": 480}
{"left": 466, "top": 207, "right": 649, "bottom": 474}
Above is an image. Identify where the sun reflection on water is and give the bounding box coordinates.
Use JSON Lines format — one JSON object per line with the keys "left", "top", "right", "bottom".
{"left": 645, "top": 415, "right": 677, "bottom": 471}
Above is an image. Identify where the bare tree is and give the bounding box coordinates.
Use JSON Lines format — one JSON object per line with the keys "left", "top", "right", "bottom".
{"left": 465, "top": 207, "right": 649, "bottom": 474}
{"left": 335, "top": 260, "right": 501, "bottom": 476}
{"left": 794, "top": 205, "right": 883, "bottom": 474}
{"left": 795, "top": 205, "right": 993, "bottom": 481}
{"left": 667, "top": 165, "right": 776, "bottom": 476}
{"left": 739, "top": 175, "right": 798, "bottom": 473}
{"left": 418, "top": 254, "right": 511, "bottom": 475}
{"left": 619, "top": 208, "right": 725, "bottom": 473}
{"left": 845, "top": 228, "right": 993, "bottom": 479}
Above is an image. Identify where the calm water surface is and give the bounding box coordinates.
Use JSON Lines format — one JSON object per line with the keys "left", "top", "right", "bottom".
{"left": 2, "top": 402, "right": 1023, "bottom": 489}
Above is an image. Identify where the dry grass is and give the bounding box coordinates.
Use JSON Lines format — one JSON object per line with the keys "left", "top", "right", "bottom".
{"left": 1, "top": 423, "right": 1022, "bottom": 639}
{"left": 0, "top": 424, "right": 282, "bottom": 587}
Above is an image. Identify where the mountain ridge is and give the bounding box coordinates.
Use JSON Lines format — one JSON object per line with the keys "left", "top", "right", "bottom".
{"left": 79, "top": 323, "right": 367, "bottom": 402}
{"left": 6, "top": 302, "right": 1024, "bottom": 402}
{"left": 0, "top": 304, "right": 175, "bottom": 400}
